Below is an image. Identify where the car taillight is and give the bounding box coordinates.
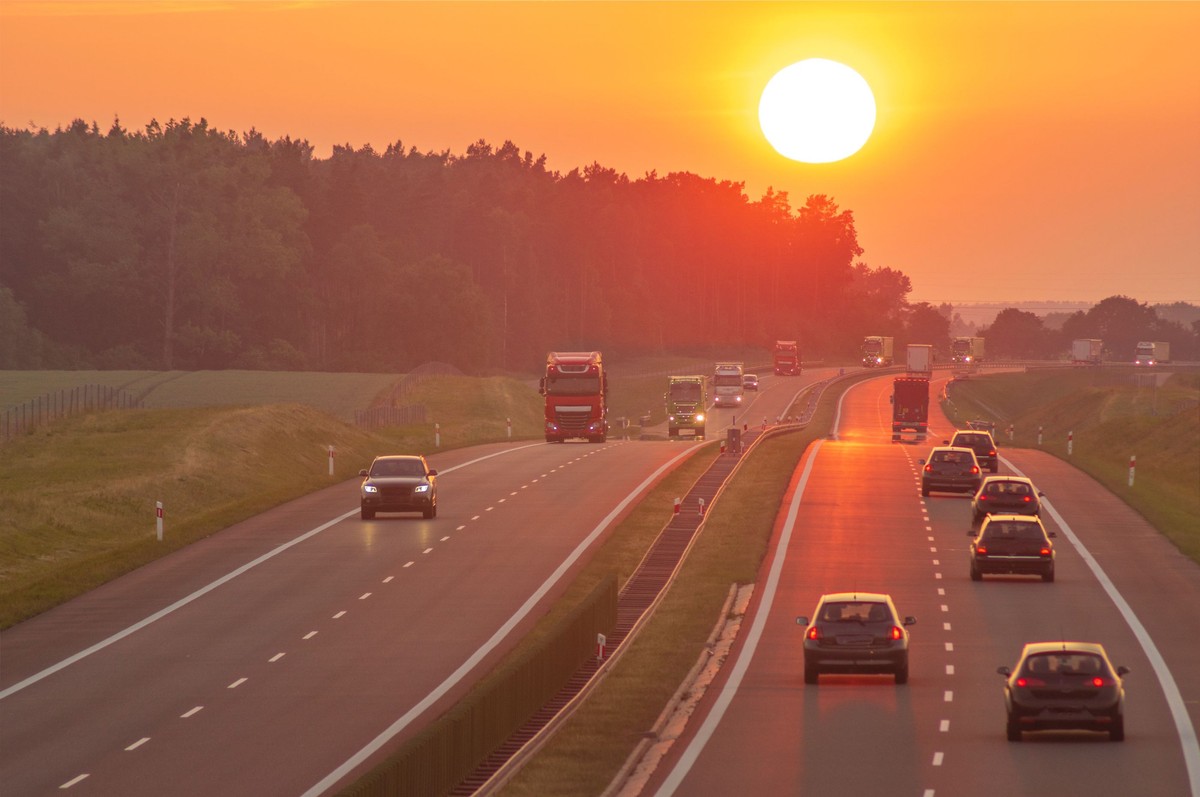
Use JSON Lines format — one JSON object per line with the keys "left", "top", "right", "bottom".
{"left": 979, "top": 495, "right": 988, "bottom": 501}
{"left": 988, "top": 450, "right": 996, "bottom": 457}
{"left": 970, "top": 466, "right": 980, "bottom": 474}
{"left": 890, "top": 626, "right": 903, "bottom": 640}
{"left": 807, "top": 626, "right": 821, "bottom": 640}
{"left": 1022, "top": 496, "right": 1031, "bottom": 503}
{"left": 1040, "top": 547, "right": 1052, "bottom": 556}
{"left": 976, "top": 545, "right": 988, "bottom": 556}
{"left": 1016, "top": 677, "right": 1046, "bottom": 687}
{"left": 1092, "top": 677, "right": 1108, "bottom": 687}
{"left": 924, "top": 464, "right": 933, "bottom": 473}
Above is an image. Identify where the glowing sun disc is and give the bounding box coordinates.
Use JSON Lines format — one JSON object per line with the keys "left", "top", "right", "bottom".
{"left": 759, "top": 59, "right": 876, "bottom": 164}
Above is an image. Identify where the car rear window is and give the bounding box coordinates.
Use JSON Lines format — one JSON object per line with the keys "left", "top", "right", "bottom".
{"left": 983, "top": 521, "right": 1043, "bottom": 540}
{"left": 954, "top": 434, "right": 986, "bottom": 446}
{"left": 987, "top": 481, "right": 1030, "bottom": 496}
{"left": 933, "top": 450, "right": 972, "bottom": 464}
{"left": 820, "top": 602, "right": 892, "bottom": 623}
{"left": 1022, "top": 653, "right": 1103, "bottom": 677}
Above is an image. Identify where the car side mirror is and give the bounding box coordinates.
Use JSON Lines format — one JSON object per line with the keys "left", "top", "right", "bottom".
{"left": 889, "top": 396, "right": 894, "bottom": 404}
{"left": 997, "top": 666, "right": 1012, "bottom": 677}
{"left": 358, "top": 469, "right": 369, "bottom": 476}
{"left": 795, "top": 616, "right": 809, "bottom": 626}
{"left": 1117, "top": 666, "right": 1130, "bottom": 676}
{"left": 427, "top": 469, "right": 438, "bottom": 477}
{"left": 918, "top": 459, "right": 926, "bottom": 465}
{"left": 903, "top": 616, "right": 917, "bottom": 626}
{"left": 1038, "top": 492, "right": 1046, "bottom": 497}
{"left": 967, "top": 528, "right": 977, "bottom": 536}
{"left": 1048, "top": 530, "right": 1057, "bottom": 538}
{"left": 942, "top": 439, "right": 950, "bottom": 445}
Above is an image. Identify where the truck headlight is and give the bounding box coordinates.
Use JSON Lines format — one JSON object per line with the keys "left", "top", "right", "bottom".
{"left": 695, "top": 413, "right": 704, "bottom": 422}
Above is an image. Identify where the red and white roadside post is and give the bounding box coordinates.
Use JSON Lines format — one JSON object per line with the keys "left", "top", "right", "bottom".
{"left": 1067, "top": 431, "right": 1073, "bottom": 456}
{"left": 1037, "top": 426, "right": 1044, "bottom": 446}
{"left": 1128, "top": 455, "right": 1136, "bottom": 487}
{"left": 435, "top": 422, "right": 441, "bottom": 448}
{"left": 328, "top": 445, "right": 335, "bottom": 476}
{"left": 720, "top": 440, "right": 726, "bottom": 455}
{"left": 673, "top": 497, "right": 681, "bottom": 516}
{"left": 596, "top": 632, "right": 607, "bottom": 661}
{"left": 156, "top": 501, "right": 164, "bottom": 542}
{"left": 507, "top": 417, "right": 512, "bottom": 438}
{"left": 698, "top": 497, "right": 706, "bottom": 516}
{"left": 1007, "top": 424, "right": 1014, "bottom": 442}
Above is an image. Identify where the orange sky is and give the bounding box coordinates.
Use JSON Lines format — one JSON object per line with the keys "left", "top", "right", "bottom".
{"left": 2, "top": 1, "right": 1197, "bottom": 305}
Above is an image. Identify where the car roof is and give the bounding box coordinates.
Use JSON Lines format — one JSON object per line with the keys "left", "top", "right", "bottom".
{"left": 983, "top": 513, "right": 1044, "bottom": 523}
{"left": 817, "top": 592, "right": 891, "bottom": 603}
{"left": 929, "top": 446, "right": 977, "bottom": 455}
{"left": 980, "top": 476, "right": 1034, "bottom": 486}
{"left": 1021, "top": 641, "right": 1109, "bottom": 657}
{"left": 372, "top": 454, "right": 426, "bottom": 462}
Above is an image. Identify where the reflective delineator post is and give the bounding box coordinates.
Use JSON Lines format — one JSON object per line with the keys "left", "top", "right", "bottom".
{"left": 720, "top": 441, "right": 726, "bottom": 455}
{"left": 328, "top": 445, "right": 335, "bottom": 476}
{"left": 673, "top": 497, "right": 681, "bottom": 515}
{"left": 1037, "top": 426, "right": 1043, "bottom": 446}
{"left": 1067, "top": 431, "right": 1073, "bottom": 456}
{"left": 1129, "top": 455, "right": 1136, "bottom": 487}
{"left": 761, "top": 418, "right": 767, "bottom": 430}
{"left": 507, "top": 417, "right": 512, "bottom": 438}
{"left": 597, "top": 632, "right": 607, "bottom": 661}
{"left": 435, "top": 422, "right": 441, "bottom": 448}
{"left": 1007, "top": 424, "right": 1014, "bottom": 442}
{"left": 698, "top": 497, "right": 706, "bottom": 516}
{"left": 156, "top": 501, "right": 163, "bottom": 542}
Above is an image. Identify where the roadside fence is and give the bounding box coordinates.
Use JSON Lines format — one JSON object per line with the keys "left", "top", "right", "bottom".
{"left": 2, "top": 385, "right": 144, "bottom": 443}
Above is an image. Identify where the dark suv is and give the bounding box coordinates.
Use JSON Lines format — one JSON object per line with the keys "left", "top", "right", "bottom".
{"left": 359, "top": 455, "right": 438, "bottom": 519}
{"left": 947, "top": 430, "right": 999, "bottom": 473}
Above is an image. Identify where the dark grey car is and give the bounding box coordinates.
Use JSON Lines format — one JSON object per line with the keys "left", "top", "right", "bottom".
{"left": 359, "top": 455, "right": 438, "bottom": 519}
{"left": 920, "top": 446, "right": 982, "bottom": 496}
{"left": 797, "top": 592, "right": 916, "bottom": 684}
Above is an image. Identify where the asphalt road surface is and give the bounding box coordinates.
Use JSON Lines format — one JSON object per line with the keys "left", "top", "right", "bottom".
{"left": 649, "top": 372, "right": 1200, "bottom": 797}
{"left": 0, "top": 369, "right": 825, "bottom": 797}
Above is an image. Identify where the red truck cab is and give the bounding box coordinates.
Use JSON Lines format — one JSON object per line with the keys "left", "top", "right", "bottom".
{"left": 539, "top": 351, "right": 609, "bottom": 443}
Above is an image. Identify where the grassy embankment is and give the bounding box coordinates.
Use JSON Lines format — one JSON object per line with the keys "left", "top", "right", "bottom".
{"left": 942, "top": 367, "right": 1200, "bottom": 563}
{"left": 0, "top": 372, "right": 544, "bottom": 629}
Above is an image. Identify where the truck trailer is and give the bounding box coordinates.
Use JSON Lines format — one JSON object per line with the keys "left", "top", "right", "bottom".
{"left": 907, "top": 343, "right": 933, "bottom": 375}
{"left": 712, "top": 362, "right": 745, "bottom": 408}
{"left": 892, "top": 377, "right": 930, "bottom": 442}
{"left": 951, "top": 336, "right": 985, "bottom": 364}
{"left": 1134, "top": 341, "right": 1170, "bottom": 366}
{"left": 1071, "top": 339, "right": 1103, "bottom": 365}
{"left": 862, "top": 336, "right": 894, "bottom": 367}
{"left": 666, "top": 375, "right": 708, "bottom": 438}
{"left": 539, "top": 351, "right": 609, "bottom": 442}
{"left": 773, "top": 340, "right": 800, "bottom": 375}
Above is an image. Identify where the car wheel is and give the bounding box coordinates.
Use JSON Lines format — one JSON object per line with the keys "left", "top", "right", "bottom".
{"left": 1042, "top": 567, "right": 1055, "bottom": 583}
{"left": 970, "top": 562, "right": 982, "bottom": 582}
{"left": 804, "top": 664, "right": 819, "bottom": 685}
{"left": 1006, "top": 715, "right": 1022, "bottom": 742}
{"left": 895, "top": 662, "right": 909, "bottom": 685}
{"left": 1110, "top": 715, "right": 1125, "bottom": 742}
{"left": 361, "top": 506, "right": 375, "bottom": 520}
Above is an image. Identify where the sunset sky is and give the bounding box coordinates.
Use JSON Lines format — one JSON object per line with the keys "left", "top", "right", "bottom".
{"left": 2, "top": 1, "right": 1197, "bottom": 306}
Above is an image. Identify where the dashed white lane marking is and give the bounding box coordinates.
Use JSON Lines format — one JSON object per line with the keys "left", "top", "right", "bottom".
{"left": 933, "top": 752, "right": 944, "bottom": 766}
{"left": 471, "top": 515, "right": 481, "bottom": 521}
{"left": 181, "top": 706, "right": 203, "bottom": 718}
{"left": 422, "top": 548, "right": 433, "bottom": 555}
{"left": 945, "top": 642, "right": 954, "bottom": 652}
{"left": 269, "top": 653, "right": 285, "bottom": 663}
{"left": 926, "top": 526, "right": 933, "bottom": 532}
{"left": 943, "top": 622, "right": 952, "bottom": 631}
{"left": 935, "top": 573, "right": 943, "bottom": 580}
{"left": 383, "top": 576, "right": 394, "bottom": 583}
{"left": 940, "top": 720, "right": 950, "bottom": 732}
{"left": 946, "top": 665, "right": 955, "bottom": 675}
{"left": 333, "top": 611, "right": 346, "bottom": 619}
{"left": 359, "top": 593, "right": 371, "bottom": 600}
{"left": 440, "top": 536, "right": 450, "bottom": 542}
{"left": 125, "top": 737, "right": 150, "bottom": 751}
{"left": 929, "top": 547, "right": 937, "bottom": 553}
{"left": 498, "top": 499, "right": 506, "bottom": 504}
{"left": 455, "top": 525, "right": 466, "bottom": 531}
{"left": 933, "top": 560, "right": 941, "bottom": 566}
{"left": 923, "top": 790, "right": 935, "bottom": 797}
{"left": 228, "top": 678, "right": 247, "bottom": 689}
{"left": 944, "top": 690, "right": 953, "bottom": 702}
{"left": 510, "top": 491, "right": 518, "bottom": 496}
{"left": 403, "top": 562, "right": 414, "bottom": 568}
{"left": 60, "top": 773, "right": 89, "bottom": 789}
{"left": 303, "top": 632, "right": 317, "bottom": 640}
{"left": 937, "top": 588, "right": 945, "bottom": 596}
{"left": 485, "top": 507, "right": 495, "bottom": 512}
{"left": 940, "top": 604, "right": 949, "bottom": 612}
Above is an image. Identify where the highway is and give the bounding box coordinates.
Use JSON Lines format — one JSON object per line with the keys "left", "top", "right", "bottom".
{"left": 0, "top": 368, "right": 825, "bottom": 796}
{"left": 648, "top": 372, "right": 1200, "bottom": 797}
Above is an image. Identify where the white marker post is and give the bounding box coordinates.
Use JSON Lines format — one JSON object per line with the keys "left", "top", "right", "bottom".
{"left": 156, "top": 501, "right": 164, "bottom": 542}
{"left": 698, "top": 497, "right": 706, "bottom": 516}
{"left": 597, "top": 632, "right": 606, "bottom": 661}
{"left": 506, "top": 417, "right": 512, "bottom": 438}
{"left": 328, "top": 445, "right": 335, "bottom": 476}
{"left": 1067, "top": 431, "right": 1073, "bottom": 456}
{"left": 1129, "top": 455, "right": 1136, "bottom": 487}
{"left": 435, "top": 422, "right": 441, "bottom": 448}
{"left": 673, "top": 497, "right": 681, "bottom": 516}
{"left": 1037, "top": 426, "right": 1043, "bottom": 446}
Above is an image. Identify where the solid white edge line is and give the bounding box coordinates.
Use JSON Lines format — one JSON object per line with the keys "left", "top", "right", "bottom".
{"left": 0, "top": 442, "right": 545, "bottom": 701}
{"left": 1004, "top": 456, "right": 1200, "bottom": 796}
{"left": 654, "top": 440, "right": 824, "bottom": 797}
{"left": 302, "top": 443, "right": 702, "bottom": 797}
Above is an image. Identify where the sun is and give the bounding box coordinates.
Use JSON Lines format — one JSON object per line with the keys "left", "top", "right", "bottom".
{"left": 759, "top": 59, "right": 876, "bottom": 164}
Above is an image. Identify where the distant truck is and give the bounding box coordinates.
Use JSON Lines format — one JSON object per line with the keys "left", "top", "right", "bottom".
{"left": 712, "top": 362, "right": 745, "bottom": 408}
{"left": 1071, "top": 339, "right": 1103, "bottom": 365}
{"left": 892, "top": 377, "right": 930, "bottom": 442}
{"left": 666, "top": 375, "right": 708, "bottom": 438}
{"left": 862, "top": 336, "right": 894, "bottom": 367}
{"left": 539, "top": 351, "right": 608, "bottom": 442}
{"left": 951, "top": 336, "right": 985, "bottom": 364}
{"left": 907, "top": 343, "right": 933, "bottom": 375}
{"left": 1134, "top": 341, "right": 1170, "bottom": 366}
{"left": 773, "top": 340, "right": 801, "bottom": 375}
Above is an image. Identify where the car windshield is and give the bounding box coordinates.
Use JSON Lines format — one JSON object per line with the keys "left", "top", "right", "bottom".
{"left": 983, "top": 521, "right": 1043, "bottom": 541}
{"left": 1022, "top": 653, "right": 1103, "bottom": 677}
{"left": 820, "top": 601, "right": 892, "bottom": 624}
{"left": 372, "top": 459, "right": 425, "bottom": 477}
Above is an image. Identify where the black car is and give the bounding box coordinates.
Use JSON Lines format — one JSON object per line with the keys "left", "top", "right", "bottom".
{"left": 359, "top": 455, "right": 438, "bottom": 519}
{"left": 971, "top": 476, "right": 1044, "bottom": 524}
{"left": 968, "top": 514, "right": 1056, "bottom": 581}
{"left": 920, "top": 446, "right": 982, "bottom": 496}
{"left": 742, "top": 373, "right": 759, "bottom": 391}
{"left": 946, "top": 429, "right": 999, "bottom": 473}
{"left": 998, "top": 642, "right": 1129, "bottom": 741}
{"left": 796, "top": 592, "right": 916, "bottom": 684}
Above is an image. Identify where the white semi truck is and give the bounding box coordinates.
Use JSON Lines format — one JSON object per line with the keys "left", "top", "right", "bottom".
{"left": 1134, "top": 341, "right": 1170, "bottom": 366}
{"left": 1071, "top": 339, "right": 1103, "bottom": 365}
{"left": 712, "top": 362, "right": 745, "bottom": 407}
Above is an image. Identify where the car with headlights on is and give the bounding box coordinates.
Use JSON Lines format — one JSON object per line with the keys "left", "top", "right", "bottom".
{"left": 971, "top": 476, "right": 1045, "bottom": 524}
{"left": 998, "top": 642, "right": 1129, "bottom": 741}
{"left": 742, "top": 373, "right": 759, "bottom": 391}
{"left": 968, "top": 514, "right": 1056, "bottom": 581}
{"left": 946, "top": 429, "right": 999, "bottom": 473}
{"left": 796, "top": 592, "right": 916, "bottom": 684}
{"left": 359, "top": 455, "right": 438, "bottom": 519}
{"left": 920, "top": 446, "right": 982, "bottom": 496}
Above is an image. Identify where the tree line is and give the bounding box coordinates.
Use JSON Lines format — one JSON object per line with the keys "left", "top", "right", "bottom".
{"left": 1, "top": 118, "right": 1194, "bottom": 372}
